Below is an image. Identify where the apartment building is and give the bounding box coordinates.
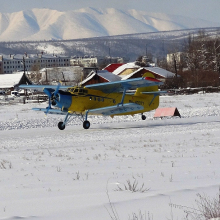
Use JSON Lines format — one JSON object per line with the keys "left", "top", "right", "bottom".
{"left": 0, "top": 53, "right": 70, "bottom": 74}
{"left": 70, "top": 56, "right": 104, "bottom": 67}
{"left": 70, "top": 56, "right": 127, "bottom": 67}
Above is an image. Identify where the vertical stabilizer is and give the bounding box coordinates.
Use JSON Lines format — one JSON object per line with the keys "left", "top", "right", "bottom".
{"left": 135, "top": 72, "right": 158, "bottom": 95}
{"left": 135, "top": 72, "right": 160, "bottom": 109}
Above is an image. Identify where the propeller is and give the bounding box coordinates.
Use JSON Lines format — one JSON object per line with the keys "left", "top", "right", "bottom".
{"left": 51, "top": 82, "right": 61, "bottom": 106}
{"left": 43, "top": 82, "right": 61, "bottom": 114}
{"left": 54, "top": 82, "right": 61, "bottom": 97}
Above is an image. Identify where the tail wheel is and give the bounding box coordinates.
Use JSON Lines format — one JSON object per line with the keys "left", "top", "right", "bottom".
{"left": 58, "top": 121, "right": 65, "bottom": 130}
{"left": 141, "top": 114, "right": 146, "bottom": 120}
{"left": 83, "top": 120, "right": 90, "bottom": 129}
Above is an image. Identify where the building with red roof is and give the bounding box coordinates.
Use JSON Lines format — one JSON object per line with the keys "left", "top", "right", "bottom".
{"left": 103, "top": 63, "right": 124, "bottom": 73}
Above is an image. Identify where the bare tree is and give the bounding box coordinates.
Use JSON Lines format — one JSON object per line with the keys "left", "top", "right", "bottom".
{"left": 28, "top": 63, "right": 42, "bottom": 84}
{"left": 158, "top": 29, "right": 220, "bottom": 88}
{"left": 74, "top": 68, "right": 83, "bottom": 85}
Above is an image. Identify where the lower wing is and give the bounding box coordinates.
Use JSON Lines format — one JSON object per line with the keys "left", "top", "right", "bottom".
{"left": 32, "top": 108, "right": 67, "bottom": 115}
{"left": 85, "top": 103, "right": 144, "bottom": 116}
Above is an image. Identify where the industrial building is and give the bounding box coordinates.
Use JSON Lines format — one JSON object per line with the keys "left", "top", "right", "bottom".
{"left": 0, "top": 53, "right": 70, "bottom": 74}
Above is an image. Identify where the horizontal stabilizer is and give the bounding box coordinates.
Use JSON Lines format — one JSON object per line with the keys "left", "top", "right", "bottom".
{"left": 141, "top": 91, "right": 167, "bottom": 95}
{"left": 32, "top": 108, "right": 67, "bottom": 115}
{"left": 87, "top": 103, "right": 144, "bottom": 116}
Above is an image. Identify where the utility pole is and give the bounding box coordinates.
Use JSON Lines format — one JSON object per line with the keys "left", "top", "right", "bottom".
{"left": 146, "top": 44, "right": 147, "bottom": 57}
{"left": 23, "top": 56, "right": 26, "bottom": 74}
{"left": 109, "top": 47, "right": 111, "bottom": 63}
{"left": 172, "top": 54, "right": 178, "bottom": 78}
{"left": 22, "top": 56, "right": 27, "bottom": 97}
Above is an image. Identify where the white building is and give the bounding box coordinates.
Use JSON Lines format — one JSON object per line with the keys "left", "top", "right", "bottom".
{"left": 0, "top": 53, "right": 70, "bottom": 74}
{"left": 39, "top": 66, "right": 83, "bottom": 85}
{"left": 70, "top": 56, "right": 127, "bottom": 67}
{"left": 70, "top": 56, "right": 104, "bottom": 67}
{"left": 167, "top": 52, "right": 184, "bottom": 64}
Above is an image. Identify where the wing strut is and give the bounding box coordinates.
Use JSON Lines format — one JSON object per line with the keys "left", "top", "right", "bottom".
{"left": 118, "top": 87, "right": 128, "bottom": 106}
{"left": 85, "top": 86, "right": 129, "bottom": 121}
{"left": 84, "top": 86, "right": 131, "bottom": 121}
{"left": 149, "top": 94, "right": 158, "bottom": 106}
{"left": 141, "top": 91, "right": 167, "bottom": 106}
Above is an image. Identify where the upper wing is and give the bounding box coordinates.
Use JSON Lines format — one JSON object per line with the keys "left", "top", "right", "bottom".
{"left": 19, "top": 84, "right": 70, "bottom": 92}
{"left": 19, "top": 77, "right": 163, "bottom": 93}
{"left": 85, "top": 77, "right": 163, "bottom": 93}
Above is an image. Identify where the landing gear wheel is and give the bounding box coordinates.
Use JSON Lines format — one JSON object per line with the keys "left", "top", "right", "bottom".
{"left": 83, "top": 120, "right": 90, "bottom": 129}
{"left": 141, "top": 114, "right": 146, "bottom": 120}
{"left": 58, "top": 121, "right": 65, "bottom": 130}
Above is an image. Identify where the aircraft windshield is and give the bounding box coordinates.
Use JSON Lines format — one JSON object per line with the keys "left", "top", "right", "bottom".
{"left": 67, "top": 87, "right": 88, "bottom": 96}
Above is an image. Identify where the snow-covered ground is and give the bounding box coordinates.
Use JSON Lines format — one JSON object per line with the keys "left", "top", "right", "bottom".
{"left": 1, "top": 93, "right": 220, "bottom": 220}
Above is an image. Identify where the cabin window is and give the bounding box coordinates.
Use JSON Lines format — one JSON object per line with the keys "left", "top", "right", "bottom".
{"left": 94, "top": 97, "right": 96, "bottom": 101}
{"left": 98, "top": 98, "right": 100, "bottom": 102}
{"left": 68, "top": 87, "right": 88, "bottom": 96}
{"left": 78, "top": 89, "right": 84, "bottom": 95}
{"left": 113, "top": 99, "right": 116, "bottom": 104}
{"left": 102, "top": 98, "right": 104, "bottom": 102}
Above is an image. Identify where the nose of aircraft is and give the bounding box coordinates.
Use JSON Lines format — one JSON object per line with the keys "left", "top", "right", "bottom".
{"left": 52, "top": 93, "right": 72, "bottom": 110}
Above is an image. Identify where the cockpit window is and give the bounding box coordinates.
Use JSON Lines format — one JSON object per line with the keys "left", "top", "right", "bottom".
{"left": 68, "top": 87, "right": 88, "bottom": 96}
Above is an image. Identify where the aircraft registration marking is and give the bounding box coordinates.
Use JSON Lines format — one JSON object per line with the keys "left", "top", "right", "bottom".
{"left": 129, "top": 100, "right": 144, "bottom": 106}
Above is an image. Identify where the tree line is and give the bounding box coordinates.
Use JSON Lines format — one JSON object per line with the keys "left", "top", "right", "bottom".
{"left": 159, "top": 30, "right": 220, "bottom": 88}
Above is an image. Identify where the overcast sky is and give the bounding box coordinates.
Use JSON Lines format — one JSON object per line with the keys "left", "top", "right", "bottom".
{"left": 0, "top": 0, "right": 219, "bottom": 24}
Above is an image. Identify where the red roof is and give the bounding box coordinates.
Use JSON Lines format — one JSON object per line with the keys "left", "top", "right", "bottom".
{"left": 104, "top": 63, "right": 125, "bottom": 73}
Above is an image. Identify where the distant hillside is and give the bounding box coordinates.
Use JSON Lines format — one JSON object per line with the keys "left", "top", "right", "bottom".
{"left": 0, "top": 27, "right": 219, "bottom": 61}
{"left": 0, "top": 8, "right": 219, "bottom": 41}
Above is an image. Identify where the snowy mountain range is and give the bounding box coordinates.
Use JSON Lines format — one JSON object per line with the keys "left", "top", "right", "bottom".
{"left": 0, "top": 7, "right": 219, "bottom": 42}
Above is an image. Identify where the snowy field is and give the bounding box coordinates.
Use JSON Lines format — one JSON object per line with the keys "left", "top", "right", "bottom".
{"left": 1, "top": 93, "right": 220, "bottom": 220}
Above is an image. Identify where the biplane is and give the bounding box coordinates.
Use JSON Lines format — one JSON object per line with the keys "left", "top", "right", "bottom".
{"left": 19, "top": 72, "right": 165, "bottom": 130}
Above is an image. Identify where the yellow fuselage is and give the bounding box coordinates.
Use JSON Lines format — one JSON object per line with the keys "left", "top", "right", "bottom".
{"left": 68, "top": 88, "right": 159, "bottom": 116}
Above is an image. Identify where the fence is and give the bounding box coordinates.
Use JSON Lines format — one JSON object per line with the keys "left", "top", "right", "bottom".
{"left": 167, "top": 86, "right": 220, "bottom": 95}
{"left": 0, "top": 95, "right": 48, "bottom": 105}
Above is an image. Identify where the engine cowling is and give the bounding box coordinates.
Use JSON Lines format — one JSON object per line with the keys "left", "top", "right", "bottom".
{"left": 52, "top": 93, "right": 72, "bottom": 110}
